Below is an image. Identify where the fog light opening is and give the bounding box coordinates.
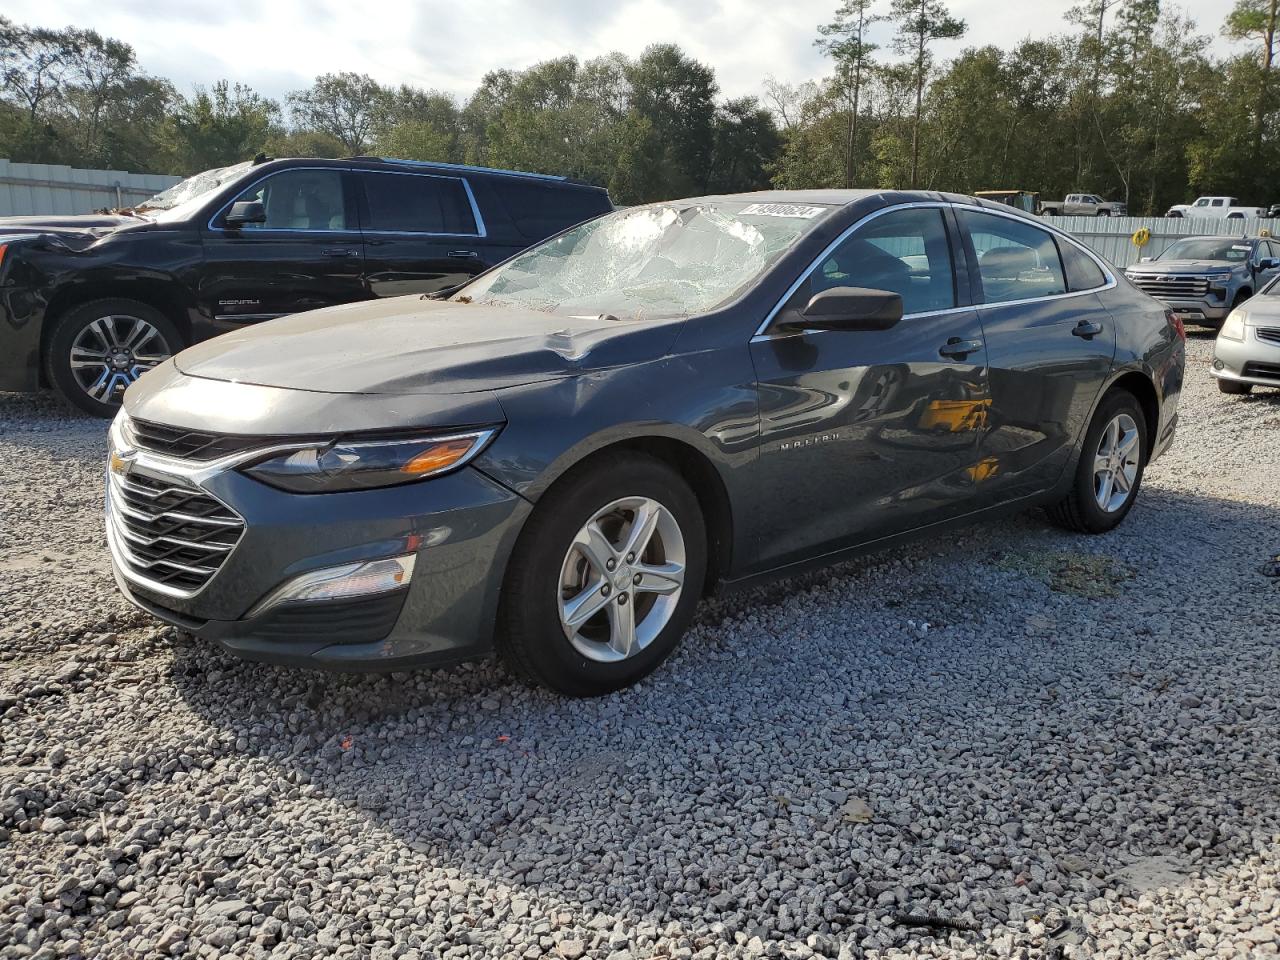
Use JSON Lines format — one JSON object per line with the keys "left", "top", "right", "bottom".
{"left": 249, "top": 554, "right": 417, "bottom": 617}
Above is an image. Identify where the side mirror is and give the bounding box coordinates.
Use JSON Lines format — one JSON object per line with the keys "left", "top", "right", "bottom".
{"left": 225, "top": 200, "right": 266, "bottom": 227}
{"left": 1259, "top": 257, "right": 1279, "bottom": 270}
{"left": 779, "top": 286, "right": 904, "bottom": 333}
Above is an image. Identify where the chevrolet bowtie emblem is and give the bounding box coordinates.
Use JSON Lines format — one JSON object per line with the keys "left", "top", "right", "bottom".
{"left": 109, "top": 448, "right": 136, "bottom": 475}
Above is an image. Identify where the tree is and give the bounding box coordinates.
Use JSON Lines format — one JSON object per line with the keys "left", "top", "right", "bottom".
{"left": 171, "top": 81, "right": 279, "bottom": 170}
{"left": 0, "top": 18, "right": 75, "bottom": 126}
{"left": 60, "top": 28, "right": 137, "bottom": 164}
{"left": 624, "top": 44, "right": 719, "bottom": 198}
{"left": 706, "top": 97, "right": 781, "bottom": 192}
{"left": 815, "top": 0, "right": 882, "bottom": 187}
{"left": 1225, "top": 0, "right": 1280, "bottom": 165}
{"left": 288, "top": 72, "right": 390, "bottom": 154}
{"left": 888, "top": 0, "right": 966, "bottom": 187}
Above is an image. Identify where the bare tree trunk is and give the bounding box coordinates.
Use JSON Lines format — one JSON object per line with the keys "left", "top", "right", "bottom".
{"left": 911, "top": 23, "right": 924, "bottom": 188}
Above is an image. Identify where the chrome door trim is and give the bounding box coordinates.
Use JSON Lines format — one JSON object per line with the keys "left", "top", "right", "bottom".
{"left": 753, "top": 201, "right": 955, "bottom": 338}
{"left": 753, "top": 199, "right": 1119, "bottom": 339}
{"left": 206, "top": 165, "right": 488, "bottom": 239}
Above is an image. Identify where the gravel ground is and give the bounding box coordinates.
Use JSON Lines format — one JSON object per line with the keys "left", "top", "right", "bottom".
{"left": 1, "top": 333, "right": 1278, "bottom": 960}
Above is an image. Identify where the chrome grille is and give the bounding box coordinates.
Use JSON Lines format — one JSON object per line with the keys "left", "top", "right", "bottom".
{"left": 129, "top": 418, "right": 285, "bottom": 462}
{"left": 107, "top": 468, "right": 244, "bottom": 593}
{"left": 1257, "top": 327, "right": 1280, "bottom": 347}
{"left": 1126, "top": 274, "right": 1211, "bottom": 298}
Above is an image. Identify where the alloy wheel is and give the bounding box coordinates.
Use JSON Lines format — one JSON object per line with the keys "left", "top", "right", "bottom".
{"left": 69, "top": 314, "right": 173, "bottom": 403}
{"left": 1093, "top": 412, "right": 1140, "bottom": 513}
{"left": 558, "top": 496, "right": 686, "bottom": 663}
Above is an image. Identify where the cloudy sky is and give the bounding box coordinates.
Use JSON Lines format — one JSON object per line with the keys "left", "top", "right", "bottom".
{"left": 8, "top": 0, "right": 1241, "bottom": 104}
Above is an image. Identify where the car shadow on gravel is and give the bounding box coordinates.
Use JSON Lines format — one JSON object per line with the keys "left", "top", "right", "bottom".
{"left": 163, "top": 484, "right": 1280, "bottom": 939}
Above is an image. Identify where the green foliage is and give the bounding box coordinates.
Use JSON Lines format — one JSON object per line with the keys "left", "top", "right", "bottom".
{"left": 0, "top": 7, "right": 1275, "bottom": 214}
{"left": 169, "top": 81, "right": 278, "bottom": 172}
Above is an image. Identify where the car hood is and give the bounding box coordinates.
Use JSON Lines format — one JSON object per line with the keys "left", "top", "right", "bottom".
{"left": 1131, "top": 259, "right": 1237, "bottom": 274}
{"left": 173, "top": 296, "right": 686, "bottom": 395}
{"left": 0, "top": 213, "right": 138, "bottom": 250}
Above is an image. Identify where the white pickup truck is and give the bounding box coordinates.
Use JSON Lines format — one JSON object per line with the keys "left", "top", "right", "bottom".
{"left": 1166, "top": 196, "right": 1267, "bottom": 219}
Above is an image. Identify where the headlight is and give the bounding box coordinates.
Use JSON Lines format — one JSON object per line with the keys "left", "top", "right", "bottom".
{"left": 1219, "top": 310, "right": 1247, "bottom": 341}
{"left": 1205, "top": 274, "right": 1232, "bottom": 283}
{"left": 244, "top": 429, "right": 497, "bottom": 493}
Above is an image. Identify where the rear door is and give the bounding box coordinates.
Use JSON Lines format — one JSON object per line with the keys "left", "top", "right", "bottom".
{"left": 957, "top": 207, "right": 1117, "bottom": 504}
{"left": 356, "top": 170, "right": 491, "bottom": 296}
{"left": 747, "top": 204, "right": 991, "bottom": 571}
{"left": 199, "top": 167, "right": 365, "bottom": 323}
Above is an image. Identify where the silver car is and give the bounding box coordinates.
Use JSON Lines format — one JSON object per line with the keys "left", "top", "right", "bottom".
{"left": 1213, "top": 275, "right": 1280, "bottom": 394}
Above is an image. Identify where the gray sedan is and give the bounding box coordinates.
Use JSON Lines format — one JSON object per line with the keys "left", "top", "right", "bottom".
{"left": 106, "top": 190, "right": 1185, "bottom": 695}
{"left": 1213, "top": 276, "right": 1280, "bottom": 394}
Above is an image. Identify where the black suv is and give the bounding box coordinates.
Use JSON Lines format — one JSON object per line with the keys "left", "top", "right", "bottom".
{"left": 0, "top": 156, "right": 613, "bottom": 415}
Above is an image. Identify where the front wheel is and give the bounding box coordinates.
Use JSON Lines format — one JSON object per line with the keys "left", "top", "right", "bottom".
{"left": 1217, "top": 378, "right": 1252, "bottom": 395}
{"left": 1045, "top": 391, "right": 1148, "bottom": 534}
{"left": 46, "top": 298, "right": 181, "bottom": 417}
{"left": 497, "top": 453, "right": 707, "bottom": 696}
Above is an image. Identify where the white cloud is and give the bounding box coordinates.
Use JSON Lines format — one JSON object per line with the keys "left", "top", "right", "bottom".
{"left": 5, "top": 0, "right": 1242, "bottom": 107}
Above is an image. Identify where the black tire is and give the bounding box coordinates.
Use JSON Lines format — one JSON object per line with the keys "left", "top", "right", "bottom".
{"left": 45, "top": 298, "right": 182, "bottom": 418}
{"left": 1045, "top": 390, "right": 1149, "bottom": 534}
{"left": 497, "top": 453, "right": 707, "bottom": 696}
{"left": 1232, "top": 289, "right": 1252, "bottom": 308}
{"left": 1217, "top": 378, "right": 1252, "bottom": 395}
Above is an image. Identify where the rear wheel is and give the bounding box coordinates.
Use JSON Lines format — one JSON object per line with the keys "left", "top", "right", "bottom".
{"left": 46, "top": 298, "right": 180, "bottom": 417}
{"left": 1046, "top": 390, "right": 1148, "bottom": 534}
{"left": 1217, "top": 378, "right": 1253, "bottom": 395}
{"left": 497, "top": 453, "right": 707, "bottom": 696}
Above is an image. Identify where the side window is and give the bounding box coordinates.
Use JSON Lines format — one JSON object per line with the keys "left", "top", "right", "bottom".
{"left": 1268, "top": 241, "right": 1280, "bottom": 259}
{"left": 1194, "top": 198, "right": 1210, "bottom": 207}
{"left": 360, "top": 173, "right": 478, "bottom": 235}
{"left": 227, "top": 170, "right": 347, "bottom": 231}
{"left": 1211, "top": 199, "right": 1225, "bottom": 207}
{"left": 959, "top": 210, "right": 1067, "bottom": 303}
{"left": 1057, "top": 238, "right": 1107, "bottom": 292}
{"left": 780, "top": 207, "right": 957, "bottom": 319}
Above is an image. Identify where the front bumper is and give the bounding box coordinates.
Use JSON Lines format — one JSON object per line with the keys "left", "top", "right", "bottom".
{"left": 1157, "top": 299, "right": 1230, "bottom": 324}
{"left": 1212, "top": 329, "right": 1280, "bottom": 389}
{"left": 107, "top": 453, "right": 532, "bottom": 671}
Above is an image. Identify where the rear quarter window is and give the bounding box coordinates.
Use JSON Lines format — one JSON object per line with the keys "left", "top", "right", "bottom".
{"left": 1058, "top": 239, "right": 1108, "bottom": 292}
{"left": 491, "top": 179, "right": 612, "bottom": 240}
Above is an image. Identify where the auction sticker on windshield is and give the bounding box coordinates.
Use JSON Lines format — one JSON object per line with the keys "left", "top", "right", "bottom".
{"left": 739, "top": 203, "right": 827, "bottom": 219}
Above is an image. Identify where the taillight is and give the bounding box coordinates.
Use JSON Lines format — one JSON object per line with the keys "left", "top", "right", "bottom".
{"left": 1167, "top": 309, "right": 1186, "bottom": 341}
{"left": 0, "top": 243, "right": 7, "bottom": 269}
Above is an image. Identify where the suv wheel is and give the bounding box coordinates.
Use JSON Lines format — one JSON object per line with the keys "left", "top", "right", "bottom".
{"left": 46, "top": 298, "right": 181, "bottom": 417}
{"left": 498, "top": 453, "right": 707, "bottom": 696}
{"left": 1046, "top": 390, "right": 1148, "bottom": 534}
{"left": 1217, "top": 378, "right": 1252, "bottom": 395}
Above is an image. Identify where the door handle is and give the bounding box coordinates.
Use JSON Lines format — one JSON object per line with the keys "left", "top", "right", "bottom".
{"left": 322, "top": 247, "right": 359, "bottom": 258}
{"left": 1072, "top": 320, "right": 1104, "bottom": 339}
{"left": 448, "top": 249, "right": 479, "bottom": 259}
{"left": 938, "top": 337, "right": 982, "bottom": 359}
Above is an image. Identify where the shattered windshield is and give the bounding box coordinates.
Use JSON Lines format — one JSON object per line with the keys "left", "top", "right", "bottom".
{"left": 455, "top": 201, "right": 834, "bottom": 320}
{"left": 1158, "top": 238, "right": 1252, "bottom": 262}
{"left": 140, "top": 161, "right": 254, "bottom": 220}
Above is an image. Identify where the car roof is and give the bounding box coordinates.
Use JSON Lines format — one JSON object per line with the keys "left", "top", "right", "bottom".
{"left": 633, "top": 188, "right": 981, "bottom": 208}
{"left": 250, "top": 156, "right": 608, "bottom": 190}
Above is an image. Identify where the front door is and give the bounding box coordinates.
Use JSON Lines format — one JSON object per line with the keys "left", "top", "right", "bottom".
{"left": 355, "top": 170, "right": 495, "bottom": 296}
{"left": 956, "top": 208, "right": 1117, "bottom": 503}
{"left": 747, "top": 205, "right": 990, "bottom": 573}
{"left": 198, "top": 167, "right": 365, "bottom": 324}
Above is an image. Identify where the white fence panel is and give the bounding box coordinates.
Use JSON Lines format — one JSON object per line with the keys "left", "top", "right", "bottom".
{"left": 1043, "top": 215, "right": 1275, "bottom": 269}
{"left": 0, "top": 159, "right": 180, "bottom": 216}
